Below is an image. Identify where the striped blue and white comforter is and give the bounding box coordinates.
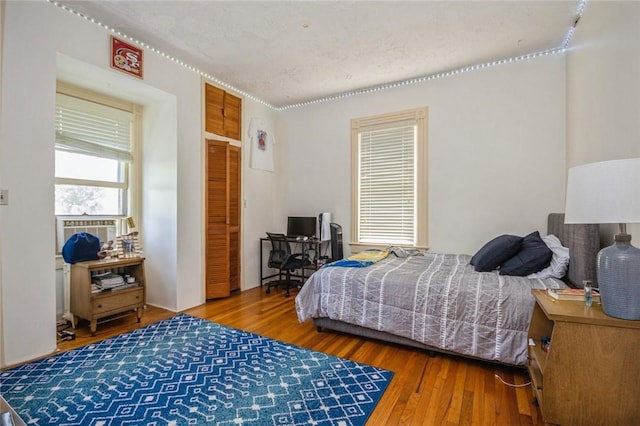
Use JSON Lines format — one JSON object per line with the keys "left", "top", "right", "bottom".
{"left": 295, "top": 252, "right": 566, "bottom": 366}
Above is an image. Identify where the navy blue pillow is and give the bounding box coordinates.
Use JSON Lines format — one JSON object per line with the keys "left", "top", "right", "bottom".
{"left": 500, "top": 231, "right": 553, "bottom": 276}
{"left": 470, "top": 235, "right": 524, "bottom": 272}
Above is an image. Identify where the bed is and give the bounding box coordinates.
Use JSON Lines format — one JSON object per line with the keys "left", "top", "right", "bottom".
{"left": 295, "top": 214, "right": 599, "bottom": 366}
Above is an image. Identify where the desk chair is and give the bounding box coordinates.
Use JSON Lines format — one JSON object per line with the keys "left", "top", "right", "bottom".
{"left": 265, "top": 232, "right": 311, "bottom": 297}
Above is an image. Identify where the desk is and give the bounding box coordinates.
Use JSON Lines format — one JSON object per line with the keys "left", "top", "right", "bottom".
{"left": 260, "top": 237, "right": 330, "bottom": 286}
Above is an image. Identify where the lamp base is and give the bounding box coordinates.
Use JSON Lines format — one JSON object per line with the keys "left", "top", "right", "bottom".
{"left": 597, "top": 235, "right": 640, "bottom": 320}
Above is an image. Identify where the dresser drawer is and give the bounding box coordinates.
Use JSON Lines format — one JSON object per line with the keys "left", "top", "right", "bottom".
{"left": 92, "top": 287, "right": 143, "bottom": 315}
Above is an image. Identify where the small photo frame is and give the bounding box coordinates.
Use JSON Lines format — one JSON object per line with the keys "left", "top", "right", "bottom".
{"left": 115, "top": 233, "right": 142, "bottom": 257}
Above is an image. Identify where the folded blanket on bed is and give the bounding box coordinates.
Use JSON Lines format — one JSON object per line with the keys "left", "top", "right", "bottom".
{"left": 325, "top": 249, "right": 390, "bottom": 268}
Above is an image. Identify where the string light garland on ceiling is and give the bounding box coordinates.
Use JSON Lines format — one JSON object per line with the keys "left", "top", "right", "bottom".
{"left": 280, "top": 48, "right": 564, "bottom": 110}
{"left": 562, "top": 0, "right": 588, "bottom": 49}
{"left": 47, "top": 0, "right": 588, "bottom": 111}
{"left": 46, "top": 0, "right": 275, "bottom": 109}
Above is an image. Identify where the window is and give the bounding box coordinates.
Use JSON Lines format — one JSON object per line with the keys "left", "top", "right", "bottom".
{"left": 351, "top": 108, "right": 428, "bottom": 249}
{"left": 55, "top": 83, "right": 140, "bottom": 218}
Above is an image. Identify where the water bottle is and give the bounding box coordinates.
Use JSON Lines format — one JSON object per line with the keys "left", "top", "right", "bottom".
{"left": 583, "top": 280, "right": 593, "bottom": 307}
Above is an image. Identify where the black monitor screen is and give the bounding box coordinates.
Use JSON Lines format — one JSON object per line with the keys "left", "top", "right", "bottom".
{"left": 287, "top": 216, "right": 317, "bottom": 238}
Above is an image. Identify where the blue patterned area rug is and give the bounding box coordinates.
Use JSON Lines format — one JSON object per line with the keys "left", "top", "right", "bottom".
{"left": 1, "top": 314, "right": 393, "bottom": 425}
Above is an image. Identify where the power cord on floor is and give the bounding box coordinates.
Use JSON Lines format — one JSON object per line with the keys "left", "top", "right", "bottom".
{"left": 494, "top": 373, "right": 531, "bottom": 388}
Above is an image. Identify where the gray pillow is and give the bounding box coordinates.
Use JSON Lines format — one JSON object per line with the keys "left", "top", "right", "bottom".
{"left": 470, "top": 235, "right": 524, "bottom": 272}
{"left": 500, "top": 231, "right": 553, "bottom": 276}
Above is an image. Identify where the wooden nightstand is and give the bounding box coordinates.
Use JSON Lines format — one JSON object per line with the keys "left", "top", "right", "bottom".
{"left": 70, "top": 257, "right": 146, "bottom": 335}
{"left": 527, "top": 289, "right": 640, "bottom": 425}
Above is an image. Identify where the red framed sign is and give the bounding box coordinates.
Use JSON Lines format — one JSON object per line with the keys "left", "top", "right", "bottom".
{"left": 110, "top": 36, "right": 143, "bottom": 79}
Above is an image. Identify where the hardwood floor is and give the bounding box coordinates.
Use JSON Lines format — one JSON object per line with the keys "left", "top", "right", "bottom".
{"left": 57, "top": 285, "right": 545, "bottom": 425}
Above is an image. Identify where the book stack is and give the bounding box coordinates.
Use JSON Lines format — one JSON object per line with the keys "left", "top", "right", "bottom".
{"left": 546, "top": 287, "right": 600, "bottom": 302}
{"left": 92, "top": 272, "right": 124, "bottom": 290}
{"left": 111, "top": 282, "right": 138, "bottom": 291}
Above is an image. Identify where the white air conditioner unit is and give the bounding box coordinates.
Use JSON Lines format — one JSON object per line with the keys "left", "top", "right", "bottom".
{"left": 56, "top": 216, "right": 120, "bottom": 253}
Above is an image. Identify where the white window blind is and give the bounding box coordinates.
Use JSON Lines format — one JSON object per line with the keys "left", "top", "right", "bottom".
{"left": 55, "top": 93, "right": 133, "bottom": 162}
{"left": 358, "top": 121, "right": 416, "bottom": 244}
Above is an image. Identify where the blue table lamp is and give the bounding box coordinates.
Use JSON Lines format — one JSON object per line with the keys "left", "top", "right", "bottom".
{"left": 564, "top": 158, "right": 640, "bottom": 320}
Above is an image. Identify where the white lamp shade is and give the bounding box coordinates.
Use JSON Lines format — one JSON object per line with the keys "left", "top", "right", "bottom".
{"left": 564, "top": 158, "right": 640, "bottom": 224}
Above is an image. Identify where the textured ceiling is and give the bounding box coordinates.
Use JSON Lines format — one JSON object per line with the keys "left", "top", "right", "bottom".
{"left": 56, "top": 1, "right": 581, "bottom": 108}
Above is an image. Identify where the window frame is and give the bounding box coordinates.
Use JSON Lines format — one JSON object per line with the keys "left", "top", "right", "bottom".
{"left": 55, "top": 81, "right": 141, "bottom": 221}
{"left": 350, "top": 107, "right": 428, "bottom": 251}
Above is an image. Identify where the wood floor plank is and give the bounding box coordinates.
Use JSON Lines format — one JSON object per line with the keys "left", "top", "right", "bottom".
{"left": 433, "top": 358, "right": 458, "bottom": 423}
{"left": 385, "top": 351, "right": 430, "bottom": 424}
{"left": 409, "top": 356, "right": 442, "bottom": 425}
{"left": 514, "top": 371, "right": 534, "bottom": 417}
{"left": 55, "top": 286, "right": 545, "bottom": 425}
{"left": 480, "top": 364, "right": 497, "bottom": 425}
{"left": 420, "top": 356, "right": 453, "bottom": 424}
{"left": 368, "top": 344, "right": 426, "bottom": 424}
{"left": 445, "top": 359, "right": 468, "bottom": 424}
{"left": 457, "top": 389, "right": 475, "bottom": 426}
{"left": 494, "top": 369, "right": 521, "bottom": 425}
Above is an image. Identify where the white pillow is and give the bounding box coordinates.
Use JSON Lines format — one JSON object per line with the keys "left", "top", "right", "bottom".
{"left": 527, "top": 234, "right": 570, "bottom": 279}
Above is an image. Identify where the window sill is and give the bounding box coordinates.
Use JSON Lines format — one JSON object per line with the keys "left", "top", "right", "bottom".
{"left": 349, "top": 242, "right": 429, "bottom": 253}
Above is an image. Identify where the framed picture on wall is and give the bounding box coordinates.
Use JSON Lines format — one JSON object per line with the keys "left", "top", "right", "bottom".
{"left": 110, "top": 36, "right": 144, "bottom": 79}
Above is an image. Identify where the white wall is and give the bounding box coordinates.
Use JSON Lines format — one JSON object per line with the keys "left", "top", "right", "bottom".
{"left": 279, "top": 55, "right": 568, "bottom": 255}
{"left": 0, "top": 0, "right": 6, "bottom": 370}
{"left": 0, "top": 1, "right": 277, "bottom": 366}
{"left": 566, "top": 1, "right": 640, "bottom": 239}
{"left": 1, "top": 1, "right": 58, "bottom": 367}
{"left": 567, "top": 1, "right": 640, "bottom": 167}
{"left": 242, "top": 104, "right": 280, "bottom": 289}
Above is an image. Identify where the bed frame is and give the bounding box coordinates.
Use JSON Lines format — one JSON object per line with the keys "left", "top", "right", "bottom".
{"left": 313, "top": 213, "right": 600, "bottom": 365}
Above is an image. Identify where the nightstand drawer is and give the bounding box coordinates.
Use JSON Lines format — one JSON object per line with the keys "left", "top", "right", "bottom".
{"left": 92, "top": 287, "right": 143, "bottom": 314}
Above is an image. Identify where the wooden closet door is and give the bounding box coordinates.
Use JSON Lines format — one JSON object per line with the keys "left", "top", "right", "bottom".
{"left": 206, "top": 140, "right": 230, "bottom": 299}
{"left": 223, "top": 93, "right": 241, "bottom": 140}
{"left": 227, "top": 145, "right": 241, "bottom": 292}
{"left": 205, "top": 140, "right": 241, "bottom": 299}
{"left": 205, "top": 85, "right": 225, "bottom": 136}
{"left": 204, "top": 83, "right": 242, "bottom": 140}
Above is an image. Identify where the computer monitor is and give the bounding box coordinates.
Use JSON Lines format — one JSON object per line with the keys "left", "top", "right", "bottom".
{"left": 287, "top": 216, "right": 317, "bottom": 238}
